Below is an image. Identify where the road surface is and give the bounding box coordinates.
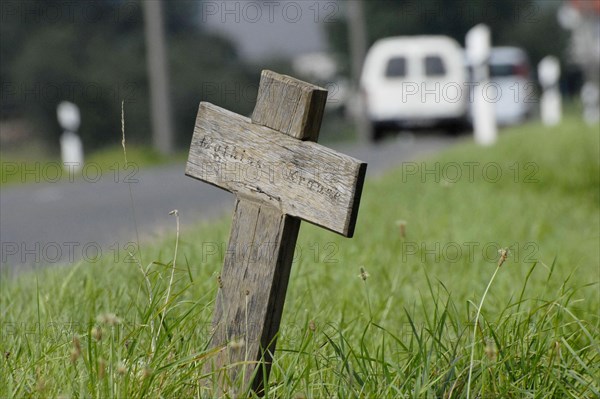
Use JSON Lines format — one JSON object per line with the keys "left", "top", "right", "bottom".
{"left": 0, "top": 134, "right": 459, "bottom": 271}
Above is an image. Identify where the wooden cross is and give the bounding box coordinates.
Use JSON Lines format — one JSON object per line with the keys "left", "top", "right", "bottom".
{"left": 185, "top": 70, "right": 367, "bottom": 394}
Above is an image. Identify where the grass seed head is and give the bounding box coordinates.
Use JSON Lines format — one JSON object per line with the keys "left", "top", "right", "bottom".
{"left": 484, "top": 338, "right": 497, "bottom": 361}
{"left": 550, "top": 340, "right": 561, "bottom": 363}
{"left": 98, "top": 358, "right": 106, "bottom": 379}
{"left": 142, "top": 365, "right": 153, "bottom": 379}
{"left": 497, "top": 248, "right": 509, "bottom": 267}
{"left": 229, "top": 338, "right": 245, "bottom": 350}
{"left": 395, "top": 220, "right": 407, "bottom": 238}
{"left": 36, "top": 377, "right": 46, "bottom": 392}
{"left": 117, "top": 362, "right": 127, "bottom": 375}
{"left": 70, "top": 335, "right": 82, "bottom": 363}
{"left": 97, "top": 312, "right": 121, "bottom": 326}
{"left": 167, "top": 351, "right": 175, "bottom": 362}
{"left": 92, "top": 326, "right": 102, "bottom": 341}
{"left": 359, "top": 266, "right": 370, "bottom": 281}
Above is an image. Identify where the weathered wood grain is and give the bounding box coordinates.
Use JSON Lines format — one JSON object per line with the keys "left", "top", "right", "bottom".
{"left": 251, "top": 70, "right": 328, "bottom": 141}
{"left": 188, "top": 70, "right": 367, "bottom": 396}
{"left": 185, "top": 102, "right": 367, "bottom": 237}
{"left": 206, "top": 199, "right": 300, "bottom": 393}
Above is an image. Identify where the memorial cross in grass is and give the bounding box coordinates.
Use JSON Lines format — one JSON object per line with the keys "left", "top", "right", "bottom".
{"left": 185, "top": 70, "right": 367, "bottom": 394}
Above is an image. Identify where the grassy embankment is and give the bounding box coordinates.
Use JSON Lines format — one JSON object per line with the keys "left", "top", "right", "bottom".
{"left": 1, "top": 115, "right": 598, "bottom": 397}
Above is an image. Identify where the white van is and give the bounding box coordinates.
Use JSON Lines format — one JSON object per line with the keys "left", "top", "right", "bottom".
{"left": 361, "top": 36, "right": 469, "bottom": 141}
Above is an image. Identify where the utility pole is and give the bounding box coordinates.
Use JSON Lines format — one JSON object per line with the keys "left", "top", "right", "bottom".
{"left": 346, "top": 0, "right": 370, "bottom": 142}
{"left": 143, "top": 0, "right": 174, "bottom": 154}
{"left": 347, "top": 0, "right": 367, "bottom": 87}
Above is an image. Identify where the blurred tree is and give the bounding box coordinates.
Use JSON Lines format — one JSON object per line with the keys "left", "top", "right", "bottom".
{"left": 327, "top": 0, "right": 568, "bottom": 79}
{"left": 0, "top": 0, "right": 255, "bottom": 151}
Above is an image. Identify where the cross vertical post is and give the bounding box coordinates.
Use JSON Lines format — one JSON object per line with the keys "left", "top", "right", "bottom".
{"left": 186, "top": 70, "right": 367, "bottom": 395}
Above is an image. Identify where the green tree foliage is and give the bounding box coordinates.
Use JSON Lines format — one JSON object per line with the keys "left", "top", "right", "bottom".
{"left": 1, "top": 0, "right": 255, "bottom": 150}
{"left": 328, "top": 0, "right": 568, "bottom": 77}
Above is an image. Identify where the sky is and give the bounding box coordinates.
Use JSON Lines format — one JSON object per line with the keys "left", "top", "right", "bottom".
{"left": 201, "top": 0, "right": 333, "bottom": 62}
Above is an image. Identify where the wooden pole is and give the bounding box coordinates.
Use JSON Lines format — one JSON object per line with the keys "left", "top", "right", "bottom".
{"left": 143, "top": 0, "right": 174, "bottom": 154}
{"left": 346, "top": 0, "right": 370, "bottom": 142}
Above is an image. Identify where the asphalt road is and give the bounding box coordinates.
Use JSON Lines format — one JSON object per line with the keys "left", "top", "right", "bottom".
{"left": 0, "top": 134, "right": 458, "bottom": 271}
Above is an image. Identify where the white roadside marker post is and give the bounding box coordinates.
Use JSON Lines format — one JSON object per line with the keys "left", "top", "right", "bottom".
{"left": 466, "top": 24, "right": 497, "bottom": 146}
{"left": 57, "top": 101, "right": 84, "bottom": 172}
{"left": 538, "top": 56, "right": 562, "bottom": 126}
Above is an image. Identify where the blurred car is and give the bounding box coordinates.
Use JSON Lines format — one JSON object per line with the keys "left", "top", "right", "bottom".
{"left": 488, "top": 47, "right": 535, "bottom": 125}
{"left": 360, "top": 36, "right": 470, "bottom": 141}
{"left": 466, "top": 47, "right": 536, "bottom": 126}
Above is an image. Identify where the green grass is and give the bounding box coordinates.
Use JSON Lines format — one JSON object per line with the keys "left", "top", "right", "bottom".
{"left": 0, "top": 145, "right": 181, "bottom": 186}
{"left": 1, "top": 116, "right": 599, "bottom": 398}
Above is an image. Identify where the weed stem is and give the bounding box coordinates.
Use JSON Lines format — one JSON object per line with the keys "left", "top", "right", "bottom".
{"left": 466, "top": 263, "right": 502, "bottom": 399}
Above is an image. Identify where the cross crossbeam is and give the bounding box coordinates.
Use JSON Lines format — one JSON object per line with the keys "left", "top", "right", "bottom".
{"left": 185, "top": 70, "right": 367, "bottom": 394}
